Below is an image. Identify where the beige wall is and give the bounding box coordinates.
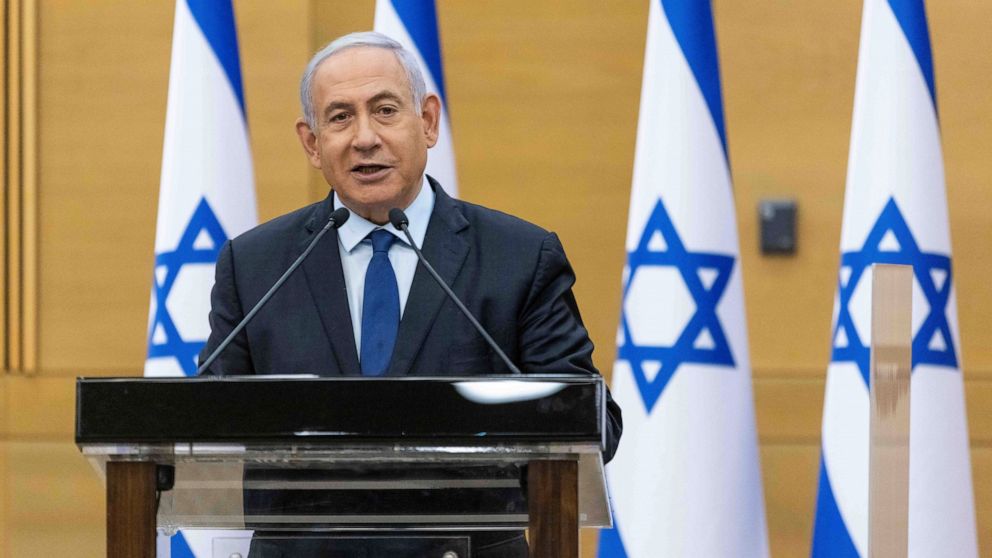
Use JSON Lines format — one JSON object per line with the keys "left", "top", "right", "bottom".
{"left": 1, "top": 1, "right": 990, "bottom": 556}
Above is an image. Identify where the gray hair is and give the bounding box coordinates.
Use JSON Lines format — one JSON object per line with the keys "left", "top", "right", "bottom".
{"left": 300, "top": 31, "right": 427, "bottom": 129}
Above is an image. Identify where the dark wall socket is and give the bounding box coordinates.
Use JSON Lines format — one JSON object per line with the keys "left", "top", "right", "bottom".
{"left": 759, "top": 199, "right": 797, "bottom": 255}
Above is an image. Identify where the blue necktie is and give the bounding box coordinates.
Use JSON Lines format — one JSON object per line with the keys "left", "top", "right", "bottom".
{"left": 360, "top": 230, "right": 399, "bottom": 376}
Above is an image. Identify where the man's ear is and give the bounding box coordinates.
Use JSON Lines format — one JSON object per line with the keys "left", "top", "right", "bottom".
{"left": 421, "top": 94, "right": 441, "bottom": 148}
{"left": 295, "top": 118, "right": 322, "bottom": 168}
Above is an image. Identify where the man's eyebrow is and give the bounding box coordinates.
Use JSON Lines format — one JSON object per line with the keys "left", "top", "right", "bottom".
{"left": 323, "top": 100, "right": 354, "bottom": 117}
{"left": 367, "top": 91, "right": 405, "bottom": 106}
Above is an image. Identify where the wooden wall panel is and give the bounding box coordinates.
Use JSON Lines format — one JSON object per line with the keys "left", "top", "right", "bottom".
{"left": 931, "top": 3, "right": 992, "bottom": 379}
{"left": 6, "top": 376, "right": 74, "bottom": 438}
{"left": 720, "top": 0, "right": 992, "bottom": 379}
{"left": 0, "top": 383, "right": 7, "bottom": 557}
{"left": 966, "top": 380, "right": 992, "bottom": 446}
{"left": 754, "top": 377, "right": 824, "bottom": 443}
{"left": 719, "top": 0, "right": 861, "bottom": 376}
{"left": 0, "top": 443, "right": 7, "bottom": 558}
{"left": 0, "top": 0, "right": 8, "bottom": 371}
{"left": 3, "top": 0, "right": 39, "bottom": 373}
{"left": 754, "top": 376, "right": 992, "bottom": 446}
{"left": 4, "top": 441, "right": 105, "bottom": 557}
{"left": 234, "top": 0, "right": 312, "bottom": 223}
{"left": 440, "top": 2, "right": 645, "bottom": 383}
{"left": 19, "top": 0, "right": 39, "bottom": 374}
{"left": 5, "top": 0, "right": 26, "bottom": 372}
{"left": 35, "top": 0, "right": 312, "bottom": 375}
{"left": 973, "top": 448, "right": 992, "bottom": 556}
{"left": 36, "top": 0, "right": 174, "bottom": 374}
{"left": 0, "top": 377, "right": 8, "bottom": 437}
{"left": 761, "top": 444, "right": 821, "bottom": 558}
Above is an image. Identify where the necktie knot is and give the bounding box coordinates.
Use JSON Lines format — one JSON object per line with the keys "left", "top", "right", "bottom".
{"left": 369, "top": 229, "right": 396, "bottom": 254}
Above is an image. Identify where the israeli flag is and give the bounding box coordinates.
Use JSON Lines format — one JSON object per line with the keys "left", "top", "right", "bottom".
{"left": 598, "top": 1, "right": 768, "bottom": 556}
{"left": 811, "top": 1, "right": 978, "bottom": 556}
{"left": 144, "top": 0, "right": 256, "bottom": 555}
{"left": 374, "top": 0, "right": 458, "bottom": 196}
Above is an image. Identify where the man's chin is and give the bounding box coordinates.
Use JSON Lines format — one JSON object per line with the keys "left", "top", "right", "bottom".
{"left": 337, "top": 192, "right": 404, "bottom": 223}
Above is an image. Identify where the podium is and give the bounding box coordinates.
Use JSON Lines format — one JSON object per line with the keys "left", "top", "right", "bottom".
{"left": 76, "top": 375, "right": 612, "bottom": 558}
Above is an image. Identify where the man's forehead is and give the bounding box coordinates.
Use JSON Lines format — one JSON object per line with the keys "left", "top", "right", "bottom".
{"left": 314, "top": 47, "right": 408, "bottom": 90}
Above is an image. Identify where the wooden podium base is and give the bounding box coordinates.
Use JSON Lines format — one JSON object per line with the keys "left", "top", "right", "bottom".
{"left": 106, "top": 461, "right": 156, "bottom": 558}
{"left": 528, "top": 460, "right": 579, "bottom": 558}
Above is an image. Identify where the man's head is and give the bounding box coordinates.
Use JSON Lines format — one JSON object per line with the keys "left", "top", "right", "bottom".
{"left": 296, "top": 32, "right": 441, "bottom": 224}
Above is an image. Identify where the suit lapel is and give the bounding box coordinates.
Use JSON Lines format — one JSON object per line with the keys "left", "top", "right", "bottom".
{"left": 387, "top": 181, "right": 470, "bottom": 376}
{"left": 299, "top": 194, "right": 361, "bottom": 376}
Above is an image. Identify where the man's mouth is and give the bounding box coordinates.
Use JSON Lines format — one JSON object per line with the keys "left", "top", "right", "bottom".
{"left": 352, "top": 164, "right": 390, "bottom": 176}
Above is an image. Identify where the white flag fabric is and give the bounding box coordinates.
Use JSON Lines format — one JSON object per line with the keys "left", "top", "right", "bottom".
{"left": 144, "top": 0, "right": 256, "bottom": 555}
{"left": 374, "top": 0, "right": 458, "bottom": 196}
{"left": 811, "top": 1, "right": 978, "bottom": 556}
{"left": 598, "top": 1, "right": 768, "bottom": 556}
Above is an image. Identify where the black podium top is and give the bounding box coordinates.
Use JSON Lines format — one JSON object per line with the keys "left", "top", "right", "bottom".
{"left": 75, "top": 375, "right": 605, "bottom": 448}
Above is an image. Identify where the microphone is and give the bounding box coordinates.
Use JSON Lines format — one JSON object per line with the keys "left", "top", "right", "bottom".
{"left": 197, "top": 207, "right": 351, "bottom": 375}
{"left": 389, "top": 208, "right": 523, "bottom": 375}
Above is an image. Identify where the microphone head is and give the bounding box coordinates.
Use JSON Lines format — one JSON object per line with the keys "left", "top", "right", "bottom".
{"left": 329, "top": 207, "right": 350, "bottom": 228}
{"left": 388, "top": 208, "right": 409, "bottom": 229}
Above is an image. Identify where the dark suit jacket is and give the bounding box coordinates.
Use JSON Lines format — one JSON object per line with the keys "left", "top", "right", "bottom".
{"left": 199, "top": 178, "right": 622, "bottom": 556}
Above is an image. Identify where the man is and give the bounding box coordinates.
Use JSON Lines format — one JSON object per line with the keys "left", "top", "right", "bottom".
{"left": 200, "top": 31, "right": 621, "bottom": 558}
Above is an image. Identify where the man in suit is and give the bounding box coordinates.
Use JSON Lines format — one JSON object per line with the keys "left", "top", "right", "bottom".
{"left": 200, "top": 31, "right": 621, "bottom": 558}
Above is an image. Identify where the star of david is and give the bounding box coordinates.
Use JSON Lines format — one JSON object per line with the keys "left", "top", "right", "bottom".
{"left": 618, "top": 198, "right": 736, "bottom": 413}
{"left": 831, "top": 197, "right": 957, "bottom": 386}
{"left": 147, "top": 198, "right": 229, "bottom": 376}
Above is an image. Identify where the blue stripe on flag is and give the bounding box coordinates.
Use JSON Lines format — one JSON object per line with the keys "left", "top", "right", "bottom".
{"left": 171, "top": 532, "right": 196, "bottom": 558}
{"left": 389, "top": 0, "right": 449, "bottom": 103}
{"left": 811, "top": 457, "right": 859, "bottom": 557}
{"left": 597, "top": 516, "right": 630, "bottom": 558}
{"left": 185, "top": 0, "right": 246, "bottom": 114}
{"left": 886, "top": 0, "right": 936, "bottom": 108}
{"left": 659, "top": 0, "right": 727, "bottom": 153}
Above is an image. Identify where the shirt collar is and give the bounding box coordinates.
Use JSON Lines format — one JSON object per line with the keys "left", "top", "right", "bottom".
{"left": 334, "top": 175, "right": 435, "bottom": 253}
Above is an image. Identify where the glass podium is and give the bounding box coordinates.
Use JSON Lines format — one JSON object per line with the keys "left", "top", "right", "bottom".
{"left": 76, "top": 375, "right": 612, "bottom": 558}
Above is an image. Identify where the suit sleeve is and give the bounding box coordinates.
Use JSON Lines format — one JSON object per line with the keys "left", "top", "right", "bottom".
{"left": 198, "top": 240, "right": 255, "bottom": 376}
{"left": 517, "top": 232, "right": 623, "bottom": 463}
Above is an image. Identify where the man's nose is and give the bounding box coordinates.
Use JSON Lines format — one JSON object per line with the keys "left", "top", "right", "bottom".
{"left": 352, "top": 114, "right": 380, "bottom": 151}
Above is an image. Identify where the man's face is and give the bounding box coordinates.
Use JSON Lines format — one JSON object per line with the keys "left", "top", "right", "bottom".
{"left": 296, "top": 47, "right": 440, "bottom": 224}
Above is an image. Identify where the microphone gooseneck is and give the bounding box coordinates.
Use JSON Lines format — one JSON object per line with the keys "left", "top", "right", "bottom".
{"left": 389, "top": 208, "right": 523, "bottom": 375}
{"left": 197, "top": 207, "right": 351, "bottom": 375}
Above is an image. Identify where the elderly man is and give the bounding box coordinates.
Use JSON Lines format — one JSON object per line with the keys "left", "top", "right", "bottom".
{"left": 200, "top": 31, "right": 621, "bottom": 558}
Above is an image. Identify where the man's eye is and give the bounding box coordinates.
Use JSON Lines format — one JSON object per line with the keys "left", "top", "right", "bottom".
{"left": 330, "top": 113, "right": 349, "bottom": 123}
{"left": 378, "top": 106, "right": 398, "bottom": 116}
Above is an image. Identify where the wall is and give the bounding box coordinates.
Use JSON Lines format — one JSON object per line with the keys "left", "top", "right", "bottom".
{"left": 1, "top": 1, "right": 989, "bottom": 556}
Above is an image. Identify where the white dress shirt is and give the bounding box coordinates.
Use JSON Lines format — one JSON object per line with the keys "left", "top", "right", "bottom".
{"left": 333, "top": 176, "right": 435, "bottom": 356}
